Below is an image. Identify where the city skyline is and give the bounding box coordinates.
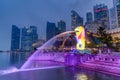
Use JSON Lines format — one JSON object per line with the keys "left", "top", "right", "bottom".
{"left": 0, "top": 0, "right": 113, "bottom": 50}
{"left": 11, "top": 25, "right": 38, "bottom": 51}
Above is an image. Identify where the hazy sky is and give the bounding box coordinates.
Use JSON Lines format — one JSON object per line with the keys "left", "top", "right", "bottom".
{"left": 0, "top": 0, "right": 113, "bottom": 50}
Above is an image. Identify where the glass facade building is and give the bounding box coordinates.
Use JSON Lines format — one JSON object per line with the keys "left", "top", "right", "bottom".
{"left": 109, "top": 7, "right": 117, "bottom": 29}
{"left": 94, "top": 4, "right": 109, "bottom": 29}
{"left": 56, "top": 20, "right": 66, "bottom": 34}
{"left": 21, "top": 26, "right": 38, "bottom": 51}
{"left": 86, "top": 12, "right": 93, "bottom": 22}
{"left": 46, "top": 22, "right": 56, "bottom": 41}
{"left": 11, "top": 25, "right": 20, "bottom": 51}
{"left": 116, "top": 2, "right": 120, "bottom": 28}
{"left": 71, "top": 10, "right": 83, "bottom": 30}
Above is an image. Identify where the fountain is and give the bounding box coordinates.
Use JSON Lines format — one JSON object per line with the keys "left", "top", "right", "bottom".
{"left": 20, "top": 26, "right": 91, "bottom": 68}
{"left": 21, "top": 31, "right": 75, "bottom": 69}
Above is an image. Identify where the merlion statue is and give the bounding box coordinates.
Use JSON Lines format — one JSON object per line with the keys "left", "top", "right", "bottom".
{"left": 74, "top": 26, "right": 85, "bottom": 50}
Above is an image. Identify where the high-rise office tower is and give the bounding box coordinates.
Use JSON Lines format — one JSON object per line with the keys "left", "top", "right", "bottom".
{"left": 30, "top": 26, "right": 38, "bottom": 43}
{"left": 11, "top": 25, "right": 20, "bottom": 51}
{"left": 21, "top": 26, "right": 38, "bottom": 51}
{"left": 56, "top": 20, "right": 66, "bottom": 34}
{"left": 21, "top": 27, "right": 32, "bottom": 51}
{"left": 116, "top": 3, "right": 120, "bottom": 28}
{"left": 86, "top": 12, "right": 93, "bottom": 22}
{"left": 46, "top": 22, "right": 56, "bottom": 41}
{"left": 113, "top": 0, "right": 120, "bottom": 28}
{"left": 109, "top": 7, "right": 117, "bottom": 29}
{"left": 116, "top": 2, "right": 120, "bottom": 28}
{"left": 71, "top": 10, "right": 83, "bottom": 30}
{"left": 94, "top": 4, "right": 109, "bottom": 29}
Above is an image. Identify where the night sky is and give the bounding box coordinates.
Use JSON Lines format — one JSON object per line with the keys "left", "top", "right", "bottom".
{"left": 0, "top": 0, "right": 113, "bottom": 50}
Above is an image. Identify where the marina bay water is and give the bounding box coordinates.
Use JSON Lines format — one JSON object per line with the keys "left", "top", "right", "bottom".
{"left": 0, "top": 52, "right": 120, "bottom": 80}
{"left": 0, "top": 52, "right": 30, "bottom": 69}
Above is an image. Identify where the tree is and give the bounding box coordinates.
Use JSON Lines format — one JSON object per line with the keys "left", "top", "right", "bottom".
{"left": 97, "top": 27, "right": 113, "bottom": 48}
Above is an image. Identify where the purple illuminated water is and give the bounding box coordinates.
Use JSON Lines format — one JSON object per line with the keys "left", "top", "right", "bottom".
{"left": 0, "top": 66, "right": 120, "bottom": 80}
{"left": 22, "top": 60, "right": 64, "bottom": 69}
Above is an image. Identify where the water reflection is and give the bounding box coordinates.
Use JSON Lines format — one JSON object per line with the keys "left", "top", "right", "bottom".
{"left": 9, "top": 52, "right": 30, "bottom": 68}
{"left": 69, "top": 67, "right": 120, "bottom": 80}
{"left": 23, "top": 60, "right": 65, "bottom": 69}
{"left": 0, "top": 52, "right": 10, "bottom": 69}
{"left": 0, "top": 60, "right": 120, "bottom": 80}
{"left": 0, "top": 66, "right": 120, "bottom": 80}
{"left": 0, "top": 52, "right": 120, "bottom": 80}
{"left": 0, "top": 52, "right": 30, "bottom": 69}
{"left": 31, "top": 60, "right": 64, "bottom": 68}
{"left": 75, "top": 74, "right": 88, "bottom": 80}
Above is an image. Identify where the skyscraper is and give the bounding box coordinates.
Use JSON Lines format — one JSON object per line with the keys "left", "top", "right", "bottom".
{"left": 56, "top": 20, "right": 66, "bottom": 34}
{"left": 46, "top": 22, "right": 56, "bottom": 41}
{"left": 113, "top": 0, "right": 120, "bottom": 28}
{"left": 11, "top": 25, "right": 20, "bottom": 51}
{"left": 116, "top": 2, "right": 120, "bottom": 28}
{"left": 21, "top": 26, "right": 38, "bottom": 51}
{"left": 71, "top": 10, "right": 83, "bottom": 30}
{"left": 109, "top": 7, "right": 117, "bottom": 29}
{"left": 30, "top": 26, "right": 38, "bottom": 43}
{"left": 94, "top": 4, "right": 109, "bottom": 29}
{"left": 86, "top": 12, "right": 93, "bottom": 22}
